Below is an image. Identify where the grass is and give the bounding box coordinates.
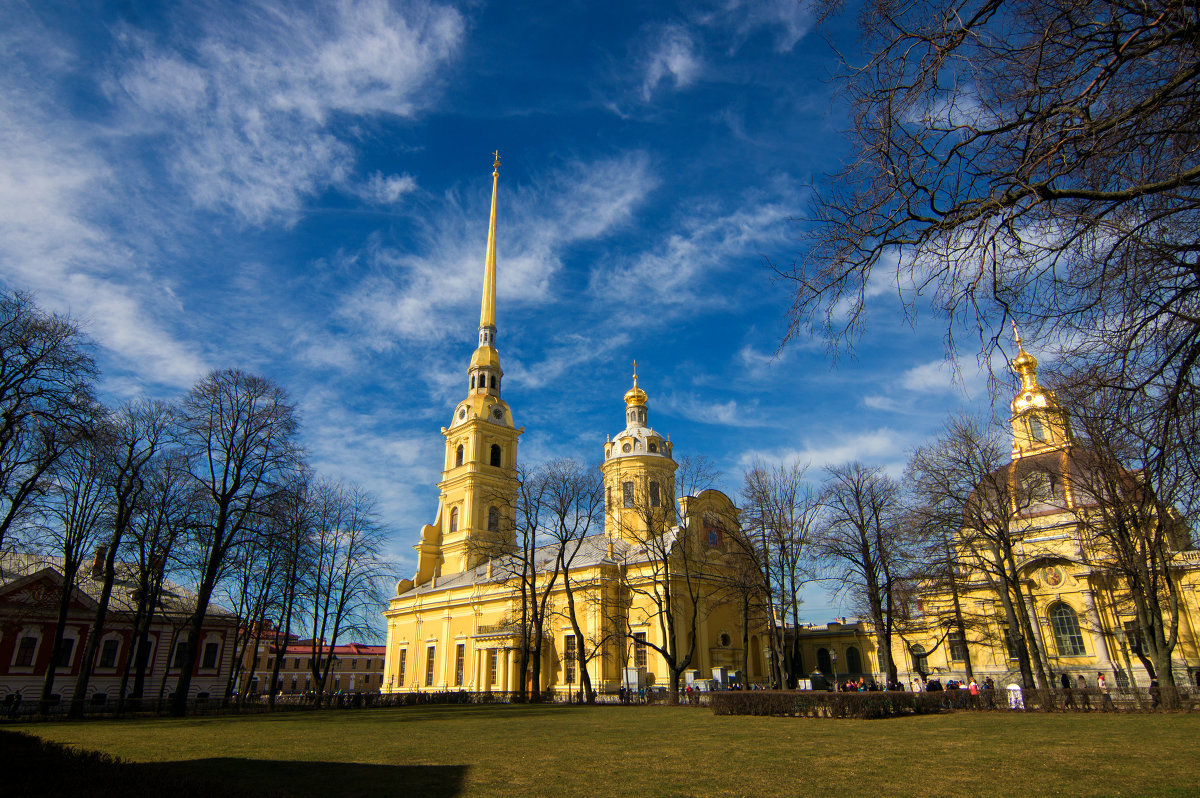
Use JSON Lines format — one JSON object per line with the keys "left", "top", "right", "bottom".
{"left": 15, "top": 704, "right": 1200, "bottom": 797}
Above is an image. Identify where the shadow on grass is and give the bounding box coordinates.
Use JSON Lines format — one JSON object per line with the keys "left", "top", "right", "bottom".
{"left": 0, "top": 730, "right": 468, "bottom": 797}
{"left": 141, "top": 758, "right": 468, "bottom": 797}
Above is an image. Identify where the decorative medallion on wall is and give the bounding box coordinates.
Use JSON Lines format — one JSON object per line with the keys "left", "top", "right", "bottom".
{"left": 1043, "top": 565, "right": 1064, "bottom": 587}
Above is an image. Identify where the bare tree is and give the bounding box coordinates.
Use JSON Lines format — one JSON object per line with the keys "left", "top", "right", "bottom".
{"left": 541, "top": 458, "right": 605, "bottom": 703}
{"left": 788, "top": 0, "right": 1200, "bottom": 438}
{"left": 612, "top": 456, "right": 725, "bottom": 704}
{"left": 69, "top": 399, "right": 170, "bottom": 718}
{"left": 740, "top": 460, "right": 819, "bottom": 687}
{"left": 0, "top": 291, "right": 98, "bottom": 553}
{"left": 813, "top": 462, "right": 907, "bottom": 684}
{"left": 170, "top": 369, "right": 300, "bottom": 716}
{"left": 300, "top": 479, "right": 387, "bottom": 702}
{"left": 36, "top": 434, "right": 112, "bottom": 709}
{"left": 1052, "top": 370, "right": 1197, "bottom": 694}
{"left": 117, "top": 451, "right": 196, "bottom": 711}
{"left": 906, "top": 418, "right": 1051, "bottom": 688}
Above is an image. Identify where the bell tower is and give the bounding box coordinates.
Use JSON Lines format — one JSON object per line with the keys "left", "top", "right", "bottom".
{"left": 1009, "top": 325, "right": 1071, "bottom": 460}
{"left": 413, "top": 153, "right": 523, "bottom": 583}
{"left": 601, "top": 363, "right": 677, "bottom": 543}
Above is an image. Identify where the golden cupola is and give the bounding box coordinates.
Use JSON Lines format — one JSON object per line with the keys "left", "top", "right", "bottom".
{"left": 1009, "top": 324, "right": 1071, "bottom": 459}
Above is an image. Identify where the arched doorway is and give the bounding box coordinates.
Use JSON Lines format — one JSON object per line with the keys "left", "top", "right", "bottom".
{"left": 817, "top": 647, "right": 831, "bottom": 676}
{"left": 846, "top": 646, "right": 862, "bottom": 675}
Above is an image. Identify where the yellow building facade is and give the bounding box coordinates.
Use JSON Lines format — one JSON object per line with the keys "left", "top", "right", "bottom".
{"left": 381, "top": 159, "right": 766, "bottom": 696}
{"left": 894, "top": 339, "right": 1200, "bottom": 689}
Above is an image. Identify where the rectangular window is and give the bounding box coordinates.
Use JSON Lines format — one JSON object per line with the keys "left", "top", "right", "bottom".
{"left": 1124, "top": 620, "right": 1143, "bottom": 655}
{"left": 489, "top": 649, "right": 498, "bottom": 686}
{"left": 172, "top": 640, "right": 188, "bottom": 669}
{"left": 454, "top": 644, "right": 465, "bottom": 686}
{"left": 623, "top": 481, "right": 634, "bottom": 508}
{"left": 947, "top": 629, "right": 967, "bottom": 662}
{"left": 202, "top": 642, "right": 219, "bottom": 669}
{"left": 425, "top": 646, "right": 436, "bottom": 687}
{"left": 633, "top": 632, "right": 647, "bottom": 669}
{"left": 15, "top": 636, "right": 37, "bottom": 667}
{"left": 294, "top": 658, "right": 300, "bottom": 669}
{"left": 649, "top": 481, "right": 660, "bottom": 507}
{"left": 290, "top": 676, "right": 297, "bottom": 692}
{"left": 1003, "top": 627, "right": 1020, "bottom": 661}
{"left": 564, "top": 635, "right": 576, "bottom": 684}
{"left": 56, "top": 638, "right": 75, "bottom": 669}
{"left": 397, "top": 650, "right": 406, "bottom": 686}
{"left": 99, "top": 639, "right": 119, "bottom": 668}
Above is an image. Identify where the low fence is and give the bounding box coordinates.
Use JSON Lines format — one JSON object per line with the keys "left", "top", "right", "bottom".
{"left": 709, "top": 685, "right": 1200, "bottom": 718}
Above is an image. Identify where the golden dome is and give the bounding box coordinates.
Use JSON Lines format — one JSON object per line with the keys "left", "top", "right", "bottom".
{"left": 471, "top": 345, "right": 501, "bottom": 369}
{"left": 624, "top": 360, "right": 647, "bottom": 406}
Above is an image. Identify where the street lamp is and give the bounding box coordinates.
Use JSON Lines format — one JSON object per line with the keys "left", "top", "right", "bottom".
{"left": 830, "top": 650, "right": 838, "bottom": 691}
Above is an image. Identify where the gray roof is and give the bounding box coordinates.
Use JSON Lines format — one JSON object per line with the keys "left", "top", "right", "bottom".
{"left": 404, "top": 532, "right": 666, "bottom": 597}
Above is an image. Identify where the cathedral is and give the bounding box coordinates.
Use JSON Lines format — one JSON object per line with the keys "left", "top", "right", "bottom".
{"left": 381, "top": 158, "right": 761, "bottom": 696}
{"left": 892, "top": 335, "right": 1200, "bottom": 689}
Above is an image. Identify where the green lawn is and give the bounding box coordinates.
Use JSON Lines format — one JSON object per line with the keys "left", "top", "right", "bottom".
{"left": 16, "top": 705, "right": 1200, "bottom": 797}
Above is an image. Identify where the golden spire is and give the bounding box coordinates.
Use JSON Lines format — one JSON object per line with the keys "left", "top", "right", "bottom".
{"left": 1011, "top": 321, "right": 1039, "bottom": 392}
{"left": 479, "top": 151, "right": 500, "bottom": 331}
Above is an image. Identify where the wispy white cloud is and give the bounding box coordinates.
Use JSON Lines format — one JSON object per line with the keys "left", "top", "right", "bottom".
{"left": 641, "top": 24, "right": 702, "bottom": 100}
{"left": 698, "top": 0, "right": 816, "bottom": 53}
{"left": 737, "top": 427, "right": 911, "bottom": 474}
{"left": 112, "top": 0, "right": 463, "bottom": 224}
{"left": 661, "top": 393, "right": 769, "bottom": 427}
{"left": 0, "top": 52, "right": 207, "bottom": 388}
{"left": 590, "top": 188, "right": 797, "bottom": 322}
{"left": 357, "top": 172, "right": 419, "bottom": 205}
{"left": 342, "top": 151, "right": 657, "bottom": 347}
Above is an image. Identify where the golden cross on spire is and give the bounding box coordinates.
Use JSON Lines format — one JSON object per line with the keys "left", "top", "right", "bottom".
{"left": 1012, "top": 320, "right": 1023, "bottom": 349}
{"left": 492, "top": 150, "right": 501, "bottom": 175}
{"left": 632, "top": 359, "right": 638, "bottom": 386}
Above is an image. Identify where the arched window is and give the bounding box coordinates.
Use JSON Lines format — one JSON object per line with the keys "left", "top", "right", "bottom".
{"left": 1049, "top": 603, "right": 1086, "bottom": 656}
{"left": 449, "top": 507, "right": 459, "bottom": 533}
{"left": 455, "top": 445, "right": 464, "bottom": 467}
{"left": 816, "top": 647, "right": 832, "bottom": 676}
{"left": 649, "top": 481, "right": 660, "bottom": 507}
{"left": 490, "top": 444, "right": 502, "bottom": 467}
{"left": 1029, "top": 415, "right": 1046, "bottom": 441}
{"left": 470, "top": 375, "right": 475, "bottom": 389}
{"left": 487, "top": 506, "right": 498, "bottom": 532}
{"left": 846, "top": 646, "right": 862, "bottom": 674}
{"left": 489, "top": 375, "right": 496, "bottom": 389}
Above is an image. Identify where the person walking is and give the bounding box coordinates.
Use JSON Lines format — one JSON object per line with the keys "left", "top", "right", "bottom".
{"left": 1077, "top": 674, "right": 1091, "bottom": 710}
{"left": 1098, "top": 672, "right": 1113, "bottom": 710}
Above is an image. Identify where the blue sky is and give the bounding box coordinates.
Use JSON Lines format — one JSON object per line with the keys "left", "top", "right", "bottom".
{"left": 1, "top": 0, "right": 997, "bottom": 620}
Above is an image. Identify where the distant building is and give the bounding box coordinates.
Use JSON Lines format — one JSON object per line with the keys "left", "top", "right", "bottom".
{"left": 240, "top": 637, "right": 386, "bottom": 695}
{"left": 0, "top": 551, "right": 237, "bottom": 707}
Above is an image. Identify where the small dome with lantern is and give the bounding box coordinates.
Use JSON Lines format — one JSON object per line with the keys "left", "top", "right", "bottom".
{"left": 605, "top": 363, "right": 673, "bottom": 462}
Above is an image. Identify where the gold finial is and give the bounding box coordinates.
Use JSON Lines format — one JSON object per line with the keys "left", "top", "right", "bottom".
{"left": 1012, "top": 320, "right": 1023, "bottom": 350}
{"left": 492, "top": 150, "right": 501, "bottom": 176}
{"left": 632, "top": 359, "right": 638, "bottom": 387}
